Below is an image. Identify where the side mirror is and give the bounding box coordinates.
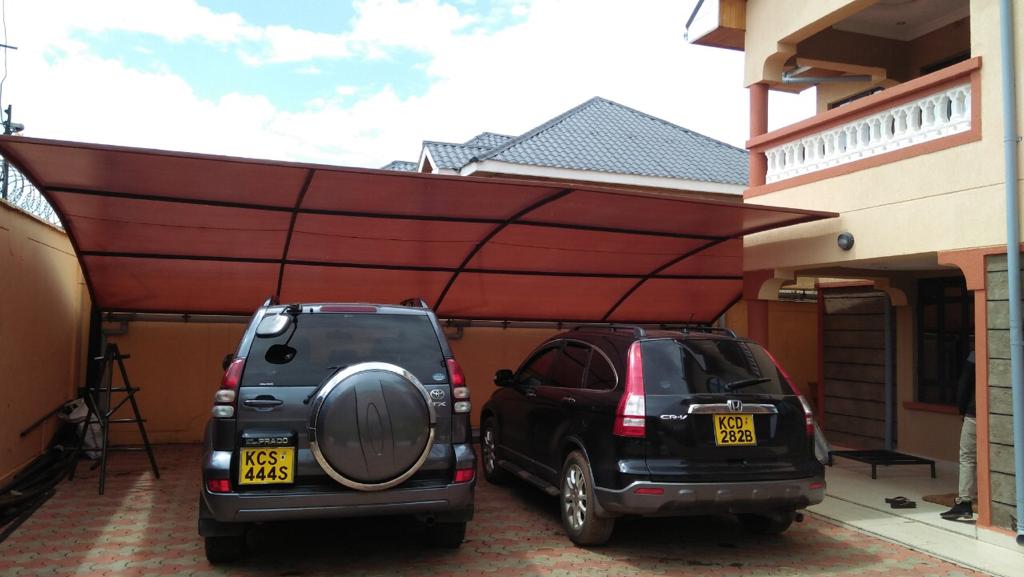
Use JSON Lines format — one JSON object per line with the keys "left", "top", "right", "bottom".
{"left": 494, "top": 369, "right": 514, "bottom": 387}
{"left": 256, "top": 314, "right": 292, "bottom": 338}
{"left": 222, "top": 353, "right": 234, "bottom": 371}
{"left": 265, "top": 344, "right": 297, "bottom": 365}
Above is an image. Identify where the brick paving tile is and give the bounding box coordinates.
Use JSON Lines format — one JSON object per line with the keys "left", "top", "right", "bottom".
{"left": 0, "top": 445, "right": 995, "bottom": 577}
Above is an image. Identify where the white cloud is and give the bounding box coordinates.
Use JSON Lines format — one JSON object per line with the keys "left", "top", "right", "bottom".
{"left": 4, "top": 0, "right": 815, "bottom": 170}
{"left": 346, "top": 0, "right": 478, "bottom": 56}
{"left": 240, "top": 25, "right": 351, "bottom": 65}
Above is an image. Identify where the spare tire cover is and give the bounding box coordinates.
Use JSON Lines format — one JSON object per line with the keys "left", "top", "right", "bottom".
{"left": 308, "top": 362, "right": 435, "bottom": 491}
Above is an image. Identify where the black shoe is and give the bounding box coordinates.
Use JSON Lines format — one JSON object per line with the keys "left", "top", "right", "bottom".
{"left": 940, "top": 499, "right": 973, "bottom": 520}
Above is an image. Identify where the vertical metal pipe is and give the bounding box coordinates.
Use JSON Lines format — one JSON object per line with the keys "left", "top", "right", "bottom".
{"left": 997, "top": 0, "right": 1024, "bottom": 542}
{"left": 884, "top": 292, "right": 894, "bottom": 451}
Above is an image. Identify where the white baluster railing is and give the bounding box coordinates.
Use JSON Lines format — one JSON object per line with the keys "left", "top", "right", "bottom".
{"left": 763, "top": 83, "right": 972, "bottom": 184}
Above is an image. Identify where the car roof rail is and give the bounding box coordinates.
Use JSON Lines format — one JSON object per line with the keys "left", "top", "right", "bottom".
{"left": 658, "top": 324, "right": 738, "bottom": 338}
{"left": 570, "top": 324, "right": 647, "bottom": 339}
{"left": 399, "top": 297, "right": 429, "bottom": 309}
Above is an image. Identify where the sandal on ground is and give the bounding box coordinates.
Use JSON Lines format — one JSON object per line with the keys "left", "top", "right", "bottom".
{"left": 888, "top": 497, "right": 916, "bottom": 509}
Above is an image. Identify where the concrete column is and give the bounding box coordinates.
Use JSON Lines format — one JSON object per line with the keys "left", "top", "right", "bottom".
{"left": 749, "top": 82, "right": 769, "bottom": 187}
{"left": 748, "top": 299, "right": 770, "bottom": 347}
{"left": 744, "top": 269, "right": 774, "bottom": 347}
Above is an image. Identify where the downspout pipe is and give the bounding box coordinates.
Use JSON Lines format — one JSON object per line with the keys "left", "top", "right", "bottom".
{"left": 884, "top": 292, "right": 894, "bottom": 451}
{"left": 998, "top": 0, "right": 1024, "bottom": 544}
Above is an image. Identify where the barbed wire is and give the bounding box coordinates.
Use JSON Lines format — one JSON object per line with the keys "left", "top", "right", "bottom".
{"left": 2, "top": 157, "right": 61, "bottom": 227}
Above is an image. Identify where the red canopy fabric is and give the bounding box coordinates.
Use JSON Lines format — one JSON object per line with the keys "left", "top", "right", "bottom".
{"left": 0, "top": 137, "right": 834, "bottom": 323}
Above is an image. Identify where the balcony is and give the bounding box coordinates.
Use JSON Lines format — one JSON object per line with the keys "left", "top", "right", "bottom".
{"left": 747, "top": 57, "right": 981, "bottom": 197}
{"left": 685, "top": 0, "right": 745, "bottom": 51}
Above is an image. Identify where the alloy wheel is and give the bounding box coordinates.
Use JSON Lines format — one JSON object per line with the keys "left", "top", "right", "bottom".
{"left": 483, "top": 428, "right": 497, "bottom": 473}
{"left": 563, "top": 463, "right": 587, "bottom": 530}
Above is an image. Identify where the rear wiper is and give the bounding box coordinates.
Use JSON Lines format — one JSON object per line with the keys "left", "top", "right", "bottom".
{"left": 724, "top": 377, "right": 771, "bottom": 392}
{"left": 303, "top": 365, "right": 347, "bottom": 404}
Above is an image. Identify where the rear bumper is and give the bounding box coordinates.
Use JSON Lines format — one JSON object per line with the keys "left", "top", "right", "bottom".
{"left": 202, "top": 482, "right": 475, "bottom": 525}
{"left": 593, "top": 476, "right": 825, "bottom": 517}
{"left": 200, "top": 448, "right": 475, "bottom": 527}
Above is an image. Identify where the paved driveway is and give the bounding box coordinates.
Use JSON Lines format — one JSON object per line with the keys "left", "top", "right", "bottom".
{"left": 0, "top": 446, "right": 985, "bottom": 577}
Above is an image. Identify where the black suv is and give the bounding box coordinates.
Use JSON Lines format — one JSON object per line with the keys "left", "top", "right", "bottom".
{"left": 198, "top": 300, "right": 476, "bottom": 562}
{"left": 480, "top": 326, "right": 824, "bottom": 545}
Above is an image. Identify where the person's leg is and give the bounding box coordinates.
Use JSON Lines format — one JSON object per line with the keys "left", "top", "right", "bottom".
{"left": 942, "top": 417, "right": 976, "bottom": 520}
{"left": 960, "top": 416, "right": 977, "bottom": 502}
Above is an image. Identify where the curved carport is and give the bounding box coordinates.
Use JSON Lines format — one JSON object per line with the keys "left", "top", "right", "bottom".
{"left": 0, "top": 136, "right": 833, "bottom": 323}
{"left": 0, "top": 135, "right": 835, "bottom": 444}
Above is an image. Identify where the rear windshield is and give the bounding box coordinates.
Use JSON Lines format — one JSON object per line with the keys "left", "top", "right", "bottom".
{"left": 241, "top": 313, "right": 446, "bottom": 387}
{"left": 641, "top": 338, "right": 791, "bottom": 396}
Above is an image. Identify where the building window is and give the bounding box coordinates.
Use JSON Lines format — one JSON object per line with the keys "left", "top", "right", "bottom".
{"left": 916, "top": 277, "right": 973, "bottom": 405}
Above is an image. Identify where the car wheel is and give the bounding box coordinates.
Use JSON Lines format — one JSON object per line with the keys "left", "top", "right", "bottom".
{"left": 425, "top": 521, "right": 466, "bottom": 548}
{"left": 738, "top": 510, "right": 796, "bottom": 535}
{"left": 481, "top": 418, "right": 511, "bottom": 484}
{"left": 204, "top": 535, "right": 245, "bottom": 564}
{"left": 560, "top": 451, "right": 614, "bottom": 546}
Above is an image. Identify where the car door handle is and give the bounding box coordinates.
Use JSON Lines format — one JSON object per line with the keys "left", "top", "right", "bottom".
{"left": 523, "top": 388, "right": 537, "bottom": 398}
{"left": 561, "top": 396, "right": 576, "bottom": 404}
{"left": 243, "top": 397, "right": 283, "bottom": 408}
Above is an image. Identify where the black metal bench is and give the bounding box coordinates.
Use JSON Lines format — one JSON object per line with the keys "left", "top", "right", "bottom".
{"left": 828, "top": 449, "right": 936, "bottom": 479}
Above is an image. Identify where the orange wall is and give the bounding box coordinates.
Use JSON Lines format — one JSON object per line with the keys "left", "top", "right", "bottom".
{"left": 104, "top": 311, "right": 818, "bottom": 442}
{"left": 0, "top": 202, "right": 91, "bottom": 484}
{"left": 724, "top": 299, "right": 818, "bottom": 397}
{"left": 105, "top": 321, "right": 245, "bottom": 444}
{"left": 103, "top": 322, "right": 554, "bottom": 443}
{"left": 448, "top": 327, "right": 556, "bottom": 426}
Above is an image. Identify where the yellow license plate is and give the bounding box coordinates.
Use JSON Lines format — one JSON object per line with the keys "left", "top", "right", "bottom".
{"left": 239, "top": 447, "right": 294, "bottom": 484}
{"left": 713, "top": 414, "right": 757, "bottom": 446}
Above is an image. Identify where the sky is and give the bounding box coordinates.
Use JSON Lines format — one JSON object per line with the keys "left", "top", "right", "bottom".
{"left": 0, "top": 0, "right": 815, "bottom": 169}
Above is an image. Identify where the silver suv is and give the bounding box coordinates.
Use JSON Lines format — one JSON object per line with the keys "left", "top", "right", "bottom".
{"left": 198, "top": 300, "right": 476, "bottom": 563}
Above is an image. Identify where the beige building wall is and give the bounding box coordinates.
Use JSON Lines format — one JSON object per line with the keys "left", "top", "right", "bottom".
{"left": 0, "top": 202, "right": 91, "bottom": 484}
{"left": 893, "top": 302, "right": 961, "bottom": 462}
{"left": 743, "top": 0, "right": 1024, "bottom": 274}
{"left": 743, "top": 0, "right": 877, "bottom": 86}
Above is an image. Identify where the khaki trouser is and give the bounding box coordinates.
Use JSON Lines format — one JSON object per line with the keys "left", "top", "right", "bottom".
{"left": 958, "top": 416, "right": 977, "bottom": 502}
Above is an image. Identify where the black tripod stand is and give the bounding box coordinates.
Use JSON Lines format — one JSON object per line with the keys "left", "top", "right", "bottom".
{"left": 70, "top": 343, "right": 160, "bottom": 494}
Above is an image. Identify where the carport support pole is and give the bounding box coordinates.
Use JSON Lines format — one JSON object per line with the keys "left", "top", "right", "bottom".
{"left": 745, "top": 88, "right": 771, "bottom": 347}
{"left": 998, "top": 0, "right": 1024, "bottom": 543}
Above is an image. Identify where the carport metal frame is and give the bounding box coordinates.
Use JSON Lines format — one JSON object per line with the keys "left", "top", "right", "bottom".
{"left": 0, "top": 136, "right": 835, "bottom": 324}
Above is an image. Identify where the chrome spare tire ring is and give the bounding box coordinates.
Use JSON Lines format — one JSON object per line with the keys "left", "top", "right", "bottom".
{"left": 308, "top": 362, "right": 436, "bottom": 492}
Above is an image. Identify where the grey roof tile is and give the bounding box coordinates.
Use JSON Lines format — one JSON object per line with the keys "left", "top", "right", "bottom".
{"left": 423, "top": 141, "right": 492, "bottom": 170}
{"left": 462, "top": 132, "right": 513, "bottom": 148}
{"left": 474, "top": 97, "right": 747, "bottom": 185}
{"left": 381, "top": 160, "right": 418, "bottom": 171}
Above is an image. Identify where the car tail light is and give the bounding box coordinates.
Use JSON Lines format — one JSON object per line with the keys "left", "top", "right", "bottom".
{"left": 633, "top": 487, "right": 664, "bottom": 495}
{"left": 762, "top": 348, "right": 815, "bottom": 437}
{"left": 810, "top": 481, "right": 825, "bottom": 490}
{"left": 453, "top": 467, "right": 475, "bottom": 483}
{"left": 796, "top": 395, "right": 815, "bottom": 437}
{"left": 613, "top": 341, "right": 646, "bottom": 438}
{"left": 206, "top": 478, "right": 231, "bottom": 493}
{"left": 221, "top": 358, "right": 245, "bottom": 390}
{"left": 213, "top": 357, "right": 245, "bottom": 418}
{"left": 448, "top": 358, "right": 471, "bottom": 414}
